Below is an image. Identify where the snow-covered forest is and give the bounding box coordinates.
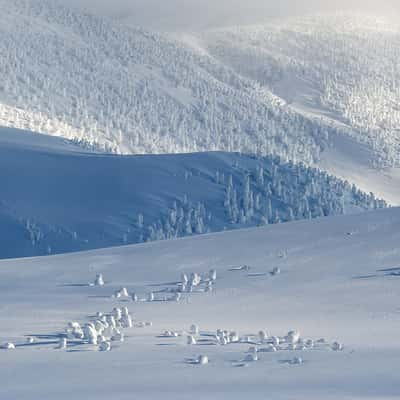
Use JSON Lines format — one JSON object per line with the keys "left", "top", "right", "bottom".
{"left": 141, "top": 155, "right": 385, "bottom": 243}
{"left": 204, "top": 14, "right": 400, "bottom": 166}
{"left": 0, "top": 0, "right": 380, "bottom": 168}
{"left": 2, "top": 3, "right": 399, "bottom": 169}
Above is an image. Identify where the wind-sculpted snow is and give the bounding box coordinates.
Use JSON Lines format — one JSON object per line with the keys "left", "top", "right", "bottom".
{"left": 204, "top": 14, "right": 400, "bottom": 166}
{"left": 0, "top": 0, "right": 345, "bottom": 165}
{"left": 0, "top": 127, "right": 386, "bottom": 259}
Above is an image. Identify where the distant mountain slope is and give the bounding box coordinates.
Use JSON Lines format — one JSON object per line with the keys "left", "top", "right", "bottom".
{"left": 0, "top": 127, "right": 385, "bottom": 259}
{"left": 203, "top": 14, "right": 400, "bottom": 166}
{"left": 0, "top": 0, "right": 353, "bottom": 165}
{"left": 1, "top": 2, "right": 399, "bottom": 204}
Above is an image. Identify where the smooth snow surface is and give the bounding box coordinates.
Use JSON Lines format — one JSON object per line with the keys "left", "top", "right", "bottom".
{"left": 0, "top": 208, "right": 399, "bottom": 399}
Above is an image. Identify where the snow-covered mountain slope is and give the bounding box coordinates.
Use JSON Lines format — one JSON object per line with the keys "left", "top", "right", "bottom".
{"left": 203, "top": 14, "right": 400, "bottom": 167}
{"left": 319, "top": 132, "right": 400, "bottom": 206}
{"left": 0, "top": 207, "right": 399, "bottom": 399}
{"left": 0, "top": 0, "right": 333, "bottom": 164}
{"left": 0, "top": 126, "right": 385, "bottom": 259}
{"left": 2, "top": 2, "right": 399, "bottom": 204}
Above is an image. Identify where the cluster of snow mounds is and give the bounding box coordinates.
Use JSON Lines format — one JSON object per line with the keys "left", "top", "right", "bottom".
{"left": 91, "top": 270, "right": 216, "bottom": 306}
{"left": 63, "top": 305, "right": 134, "bottom": 351}
{"left": 205, "top": 14, "right": 400, "bottom": 167}
{"left": 0, "top": 0, "right": 367, "bottom": 166}
{"left": 129, "top": 269, "right": 218, "bottom": 309}
{"left": 62, "top": 303, "right": 142, "bottom": 352}
{"left": 177, "top": 326, "right": 344, "bottom": 367}
{"left": 178, "top": 270, "right": 217, "bottom": 294}
{"left": 0, "top": 271, "right": 156, "bottom": 352}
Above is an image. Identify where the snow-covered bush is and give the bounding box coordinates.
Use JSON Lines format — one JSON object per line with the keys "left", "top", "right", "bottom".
{"left": 94, "top": 273, "right": 105, "bottom": 287}
{"left": 331, "top": 342, "right": 343, "bottom": 351}
{"left": 66, "top": 322, "right": 84, "bottom": 339}
{"left": 83, "top": 323, "right": 98, "bottom": 345}
{"left": 291, "top": 356, "right": 303, "bottom": 365}
{"left": 131, "top": 292, "right": 138, "bottom": 302}
{"left": 286, "top": 331, "right": 301, "bottom": 344}
{"left": 147, "top": 292, "right": 155, "bottom": 302}
{"left": 229, "top": 332, "right": 239, "bottom": 343}
{"left": 99, "top": 341, "right": 111, "bottom": 352}
{"left": 305, "top": 339, "right": 314, "bottom": 348}
{"left": 111, "top": 331, "right": 124, "bottom": 342}
{"left": 2, "top": 342, "right": 16, "bottom": 350}
{"left": 258, "top": 330, "right": 268, "bottom": 343}
{"left": 197, "top": 355, "right": 209, "bottom": 365}
{"left": 248, "top": 346, "right": 258, "bottom": 355}
{"left": 271, "top": 267, "right": 281, "bottom": 276}
{"left": 190, "top": 325, "right": 199, "bottom": 335}
{"left": 271, "top": 336, "right": 280, "bottom": 347}
{"left": 172, "top": 293, "right": 181, "bottom": 302}
{"left": 187, "top": 335, "right": 197, "bottom": 345}
{"left": 244, "top": 353, "right": 258, "bottom": 362}
{"left": 57, "top": 337, "right": 67, "bottom": 350}
{"left": 209, "top": 270, "right": 217, "bottom": 282}
{"left": 121, "top": 308, "right": 133, "bottom": 328}
{"left": 112, "top": 308, "right": 122, "bottom": 321}
{"left": 265, "top": 344, "right": 277, "bottom": 352}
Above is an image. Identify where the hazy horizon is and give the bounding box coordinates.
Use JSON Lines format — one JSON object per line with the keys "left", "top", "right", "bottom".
{"left": 70, "top": 0, "right": 400, "bottom": 31}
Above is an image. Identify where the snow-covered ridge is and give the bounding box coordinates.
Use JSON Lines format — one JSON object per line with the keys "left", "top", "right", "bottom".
{"left": 0, "top": 126, "right": 386, "bottom": 259}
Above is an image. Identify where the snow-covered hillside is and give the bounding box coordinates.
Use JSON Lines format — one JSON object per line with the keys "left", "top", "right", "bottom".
{"left": 0, "top": 0, "right": 333, "bottom": 165}
{"left": 0, "top": 207, "right": 399, "bottom": 399}
{"left": 0, "top": 126, "right": 385, "bottom": 259}
{"left": 204, "top": 14, "right": 400, "bottom": 167}
{"left": 2, "top": 2, "right": 400, "bottom": 204}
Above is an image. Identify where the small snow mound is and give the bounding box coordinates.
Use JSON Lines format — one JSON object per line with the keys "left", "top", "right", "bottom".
{"left": 291, "top": 356, "right": 303, "bottom": 365}
{"left": 271, "top": 267, "right": 281, "bottom": 276}
{"left": 197, "top": 355, "right": 209, "bottom": 365}
{"left": 187, "top": 335, "right": 197, "bottom": 345}
{"left": 111, "top": 332, "right": 124, "bottom": 342}
{"left": 271, "top": 336, "right": 280, "bottom": 346}
{"left": 94, "top": 273, "right": 105, "bottom": 287}
{"left": 244, "top": 353, "right": 258, "bottom": 362}
{"left": 2, "top": 342, "right": 16, "bottom": 350}
{"left": 248, "top": 346, "right": 258, "bottom": 354}
{"left": 286, "top": 330, "right": 301, "bottom": 344}
{"left": 190, "top": 324, "right": 199, "bottom": 335}
{"left": 57, "top": 338, "right": 67, "bottom": 350}
{"left": 264, "top": 344, "right": 277, "bottom": 352}
{"left": 99, "top": 341, "right": 111, "bottom": 352}
{"left": 209, "top": 269, "right": 217, "bottom": 281}
{"left": 259, "top": 330, "right": 268, "bottom": 342}
{"left": 147, "top": 292, "right": 155, "bottom": 302}
{"left": 332, "top": 342, "right": 343, "bottom": 351}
